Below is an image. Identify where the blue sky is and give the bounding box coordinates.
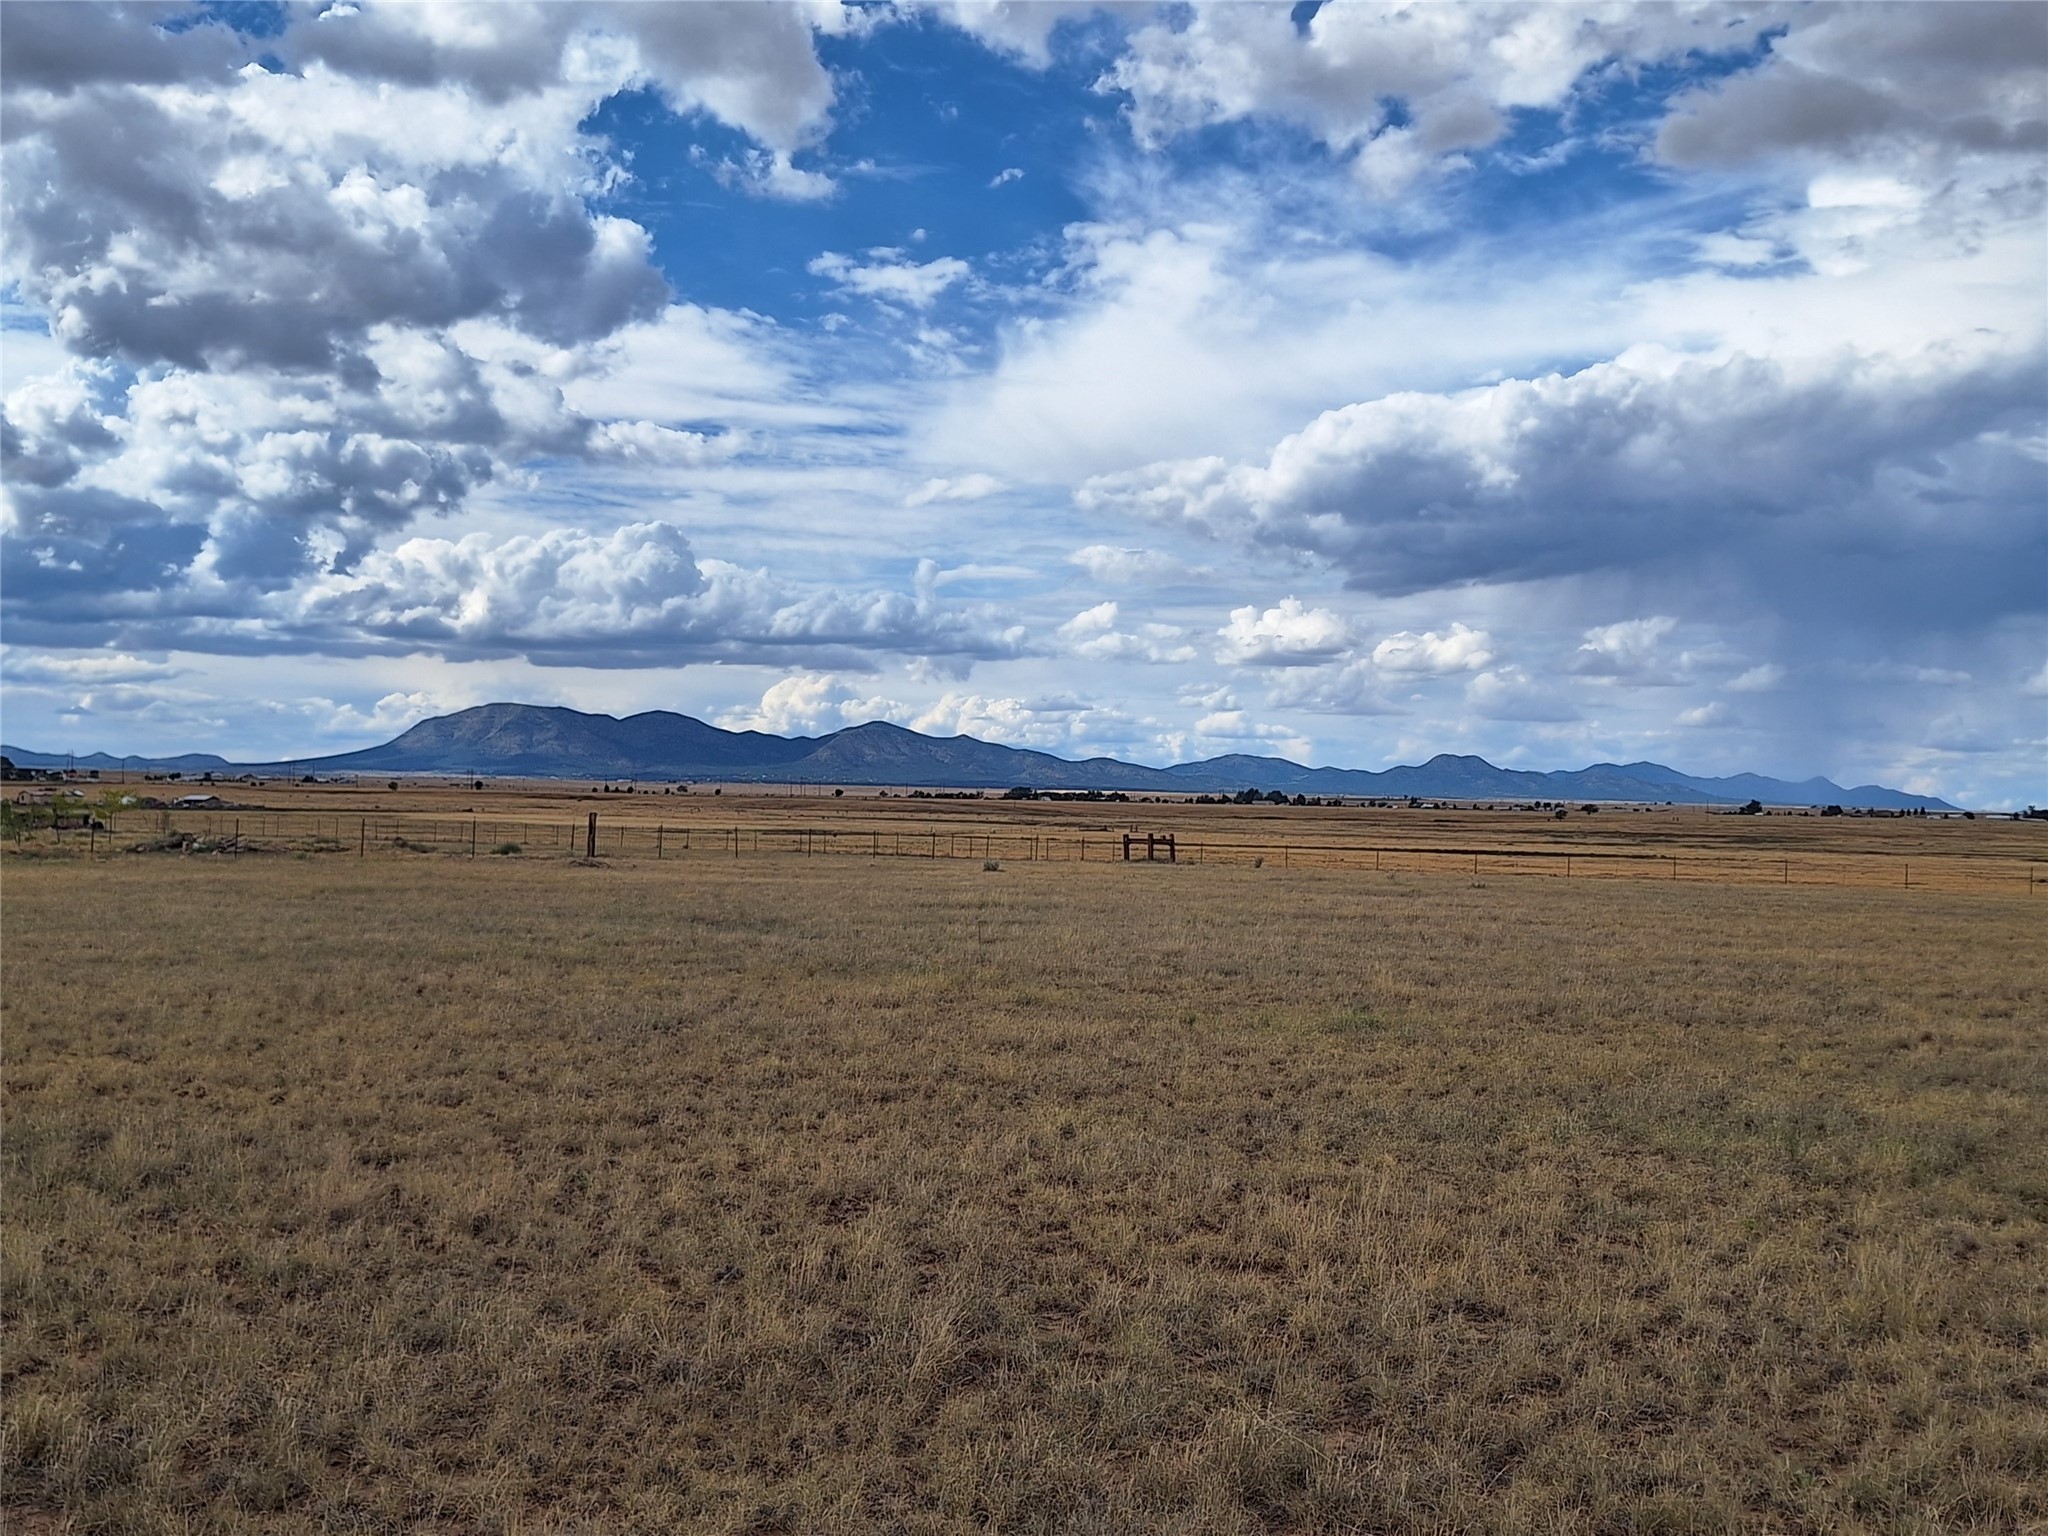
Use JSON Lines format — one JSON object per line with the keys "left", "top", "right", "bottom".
{"left": 2, "top": 1, "right": 2043, "bottom": 803}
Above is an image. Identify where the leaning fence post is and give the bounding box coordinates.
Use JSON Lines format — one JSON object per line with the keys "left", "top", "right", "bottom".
{"left": 359, "top": 818, "right": 366, "bottom": 858}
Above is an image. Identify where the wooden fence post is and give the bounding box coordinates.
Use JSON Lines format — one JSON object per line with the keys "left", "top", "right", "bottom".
{"left": 586, "top": 812, "right": 597, "bottom": 860}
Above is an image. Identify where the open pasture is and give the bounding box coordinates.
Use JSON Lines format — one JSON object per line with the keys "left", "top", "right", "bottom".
{"left": 3, "top": 850, "right": 2044, "bottom": 1534}
{"left": 18, "top": 779, "right": 2046, "bottom": 895}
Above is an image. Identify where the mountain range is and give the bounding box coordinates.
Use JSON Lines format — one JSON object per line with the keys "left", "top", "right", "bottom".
{"left": 2, "top": 702, "right": 1957, "bottom": 809}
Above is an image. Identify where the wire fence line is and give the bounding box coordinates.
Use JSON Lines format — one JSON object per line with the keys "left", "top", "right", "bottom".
{"left": 19, "top": 809, "right": 2043, "bottom": 895}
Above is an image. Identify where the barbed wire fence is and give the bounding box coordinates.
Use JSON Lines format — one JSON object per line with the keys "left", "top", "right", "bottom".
{"left": 9, "top": 807, "right": 2042, "bottom": 895}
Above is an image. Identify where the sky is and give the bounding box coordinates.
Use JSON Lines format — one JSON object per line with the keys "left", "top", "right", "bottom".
{"left": 1, "top": 0, "right": 2043, "bottom": 805}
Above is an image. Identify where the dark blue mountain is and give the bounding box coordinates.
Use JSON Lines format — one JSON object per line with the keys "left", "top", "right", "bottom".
{"left": 2, "top": 703, "right": 1957, "bottom": 808}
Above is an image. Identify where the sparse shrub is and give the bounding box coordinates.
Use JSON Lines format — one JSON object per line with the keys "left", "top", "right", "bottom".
{"left": 492, "top": 842, "right": 521, "bottom": 856}
{"left": 982, "top": 859, "right": 1001, "bottom": 871}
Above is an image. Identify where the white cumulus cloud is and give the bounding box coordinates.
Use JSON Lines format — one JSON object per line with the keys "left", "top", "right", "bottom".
{"left": 1216, "top": 597, "right": 1349, "bottom": 666}
{"left": 1057, "top": 601, "right": 1195, "bottom": 663}
{"left": 1370, "top": 622, "right": 1494, "bottom": 676}
{"left": 1575, "top": 616, "right": 1679, "bottom": 680}
{"left": 810, "top": 249, "right": 972, "bottom": 309}
{"left": 288, "top": 522, "right": 1025, "bottom": 666}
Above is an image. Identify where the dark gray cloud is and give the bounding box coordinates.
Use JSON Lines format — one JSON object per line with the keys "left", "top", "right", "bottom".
{"left": 0, "top": 2, "right": 245, "bottom": 93}
{"left": 2, "top": 84, "right": 671, "bottom": 375}
{"left": 1080, "top": 346, "right": 2047, "bottom": 640}
{"left": 1658, "top": 3, "right": 2048, "bottom": 167}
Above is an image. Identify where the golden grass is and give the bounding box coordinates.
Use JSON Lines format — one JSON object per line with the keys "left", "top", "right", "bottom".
{"left": 25, "top": 782, "right": 2046, "bottom": 896}
{"left": 3, "top": 854, "right": 2044, "bottom": 1533}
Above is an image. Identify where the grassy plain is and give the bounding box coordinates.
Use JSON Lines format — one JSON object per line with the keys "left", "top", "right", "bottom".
{"left": 43, "top": 778, "right": 2048, "bottom": 894}
{"left": 3, "top": 848, "right": 2044, "bottom": 1533}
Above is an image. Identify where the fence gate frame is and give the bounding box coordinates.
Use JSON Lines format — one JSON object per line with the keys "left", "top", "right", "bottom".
{"left": 1122, "top": 832, "right": 1176, "bottom": 863}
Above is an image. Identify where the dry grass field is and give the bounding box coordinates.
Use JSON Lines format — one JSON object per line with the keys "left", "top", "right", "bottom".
{"left": 3, "top": 847, "right": 2044, "bottom": 1533}
{"left": 19, "top": 778, "right": 2045, "bottom": 894}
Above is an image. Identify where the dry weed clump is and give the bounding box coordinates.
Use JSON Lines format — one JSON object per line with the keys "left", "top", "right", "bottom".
{"left": 2, "top": 857, "right": 2043, "bottom": 1534}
